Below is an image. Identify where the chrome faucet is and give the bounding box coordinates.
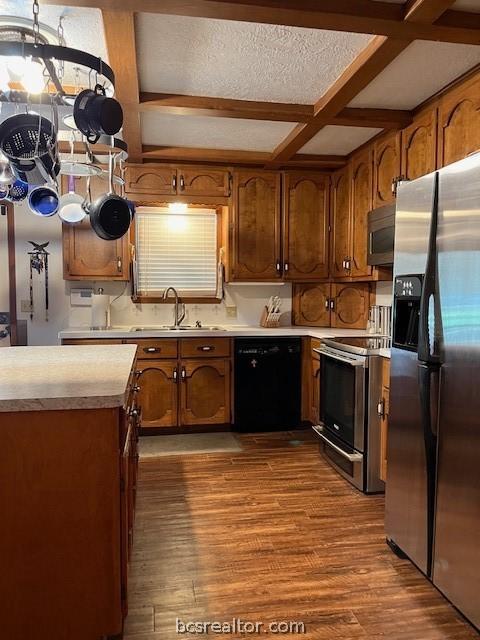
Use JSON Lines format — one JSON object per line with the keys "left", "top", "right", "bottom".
{"left": 163, "top": 286, "right": 185, "bottom": 328}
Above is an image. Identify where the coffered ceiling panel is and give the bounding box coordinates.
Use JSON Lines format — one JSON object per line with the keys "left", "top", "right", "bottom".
{"left": 452, "top": 0, "right": 480, "bottom": 11}
{"left": 136, "top": 13, "right": 373, "bottom": 104}
{"left": 141, "top": 112, "right": 298, "bottom": 152}
{"left": 299, "top": 126, "right": 382, "bottom": 156}
{"left": 348, "top": 40, "right": 480, "bottom": 110}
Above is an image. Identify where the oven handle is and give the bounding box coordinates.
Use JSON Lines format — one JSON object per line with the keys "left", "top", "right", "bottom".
{"left": 312, "top": 425, "right": 364, "bottom": 463}
{"left": 314, "top": 347, "right": 366, "bottom": 367}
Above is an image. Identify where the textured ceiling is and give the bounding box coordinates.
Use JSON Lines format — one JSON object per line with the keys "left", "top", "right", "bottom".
{"left": 141, "top": 112, "right": 297, "bottom": 152}
{"left": 299, "top": 126, "right": 383, "bottom": 155}
{"left": 136, "top": 13, "right": 373, "bottom": 104}
{"left": 452, "top": 0, "right": 480, "bottom": 11}
{"left": 349, "top": 40, "right": 480, "bottom": 110}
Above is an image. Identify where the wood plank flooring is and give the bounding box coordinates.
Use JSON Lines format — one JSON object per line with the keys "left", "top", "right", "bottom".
{"left": 124, "top": 430, "right": 478, "bottom": 640}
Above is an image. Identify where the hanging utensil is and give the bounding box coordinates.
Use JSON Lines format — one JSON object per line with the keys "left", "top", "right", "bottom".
{"left": 73, "top": 84, "right": 123, "bottom": 144}
{"left": 27, "top": 241, "right": 50, "bottom": 322}
{"left": 6, "top": 179, "right": 29, "bottom": 202}
{"left": 58, "top": 175, "right": 86, "bottom": 223}
{"left": 0, "top": 151, "right": 14, "bottom": 186}
{"left": 28, "top": 186, "right": 59, "bottom": 217}
{"left": 87, "top": 152, "right": 131, "bottom": 240}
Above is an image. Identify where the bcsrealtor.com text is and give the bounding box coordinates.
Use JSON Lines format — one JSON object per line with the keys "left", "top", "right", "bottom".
{"left": 176, "top": 618, "right": 306, "bottom": 634}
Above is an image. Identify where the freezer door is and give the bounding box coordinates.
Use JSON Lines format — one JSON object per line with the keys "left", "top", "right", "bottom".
{"left": 385, "top": 173, "right": 436, "bottom": 574}
{"left": 433, "top": 155, "right": 480, "bottom": 628}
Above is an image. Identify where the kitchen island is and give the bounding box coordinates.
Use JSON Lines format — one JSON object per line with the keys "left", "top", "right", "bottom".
{"left": 0, "top": 345, "right": 138, "bottom": 640}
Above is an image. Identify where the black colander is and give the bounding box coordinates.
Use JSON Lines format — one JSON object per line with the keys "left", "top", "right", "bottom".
{"left": 0, "top": 114, "right": 60, "bottom": 185}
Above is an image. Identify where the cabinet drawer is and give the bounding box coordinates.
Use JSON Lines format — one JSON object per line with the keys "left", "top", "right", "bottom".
{"left": 180, "top": 337, "right": 231, "bottom": 358}
{"left": 126, "top": 339, "right": 178, "bottom": 359}
{"left": 62, "top": 338, "right": 123, "bottom": 345}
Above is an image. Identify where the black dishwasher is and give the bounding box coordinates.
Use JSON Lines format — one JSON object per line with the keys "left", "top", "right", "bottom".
{"left": 234, "top": 338, "right": 301, "bottom": 431}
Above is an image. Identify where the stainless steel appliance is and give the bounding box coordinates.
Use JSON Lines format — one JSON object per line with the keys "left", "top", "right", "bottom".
{"left": 386, "top": 155, "right": 480, "bottom": 630}
{"left": 367, "top": 203, "right": 395, "bottom": 266}
{"left": 313, "top": 336, "right": 389, "bottom": 493}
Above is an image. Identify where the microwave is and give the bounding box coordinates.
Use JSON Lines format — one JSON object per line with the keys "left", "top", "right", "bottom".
{"left": 367, "top": 203, "right": 395, "bottom": 266}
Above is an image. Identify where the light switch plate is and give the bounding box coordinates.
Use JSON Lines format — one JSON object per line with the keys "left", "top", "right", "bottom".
{"left": 226, "top": 306, "right": 237, "bottom": 318}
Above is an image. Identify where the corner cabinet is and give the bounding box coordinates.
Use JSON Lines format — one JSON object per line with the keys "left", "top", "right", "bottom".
{"left": 282, "top": 172, "right": 330, "bottom": 280}
{"left": 293, "top": 282, "right": 371, "bottom": 329}
{"left": 230, "top": 170, "right": 281, "bottom": 281}
{"left": 62, "top": 176, "right": 130, "bottom": 281}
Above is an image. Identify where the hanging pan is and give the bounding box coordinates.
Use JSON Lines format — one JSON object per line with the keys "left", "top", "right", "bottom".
{"left": 73, "top": 84, "right": 123, "bottom": 144}
{"left": 87, "top": 153, "right": 131, "bottom": 240}
{"left": 0, "top": 113, "right": 60, "bottom": 185}
{"left": 28, "top": 185, "right": 59, "bottom": 217}
{"left": 58, "top": 175, "right": 86, "bottom": 223}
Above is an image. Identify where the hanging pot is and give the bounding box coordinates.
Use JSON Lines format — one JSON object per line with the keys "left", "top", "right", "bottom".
{"left": 58, "top": 175, "right": 86, "bottom": 223}
{"left": 73, "top": 84, "right": 123, "bottom": 144}
{"left": 0, "top": 114, "right": 60, "bottom": 185}
{"left": 0, "top": 151, "right": 14, "bottom": 186}
{"left": 28, "top": 186, "right": 59, "bottom": 217}
{"left": 6, "top": 179, "right": 29, "bottom": 202}
{"left": 87, "top": 154, "right": 131, "bottom": 240}
{"left": 0, "top": 185, "right": 9, "bottom": 200}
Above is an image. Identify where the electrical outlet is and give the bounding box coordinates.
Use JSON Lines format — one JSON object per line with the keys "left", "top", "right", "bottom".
{"left": 226, "top": 306, "right": 237, "bottom": 318}
{"left": 21, "top": 300, "right": 33, "bottom": 313}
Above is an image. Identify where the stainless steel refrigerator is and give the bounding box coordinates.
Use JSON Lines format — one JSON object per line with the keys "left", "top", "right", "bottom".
{"left": 386, "top": 154, "right": 480, "bottom": 629}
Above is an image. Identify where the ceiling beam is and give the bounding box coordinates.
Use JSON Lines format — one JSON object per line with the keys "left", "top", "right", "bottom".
{"left": 141, "top": 145, "right": 346, "bottom": 168}
{"left": 330, "top": 107, "right": 412, "bottom": 130}
{"left": 266, "top": 0, "right": 457, "bottom": 167}
{"left": 102, "top": 10, "right": 142, "bottom": 161}
{"left": 43, "top": 0, "right": 480, "bottom": 46}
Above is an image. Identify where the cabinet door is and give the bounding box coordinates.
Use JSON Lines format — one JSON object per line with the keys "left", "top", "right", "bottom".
{"left": 331, "top": 283, "right": 371, "bottom": 329}
{"left": 330, "top": 165, "right": 351, "bottom": 279}
{"left": 350, "top": 148, "right": 373, "bottom": 279}
{"left": 177, "top": 167, "right": 230, "bottom": 197}
{"left": 438, "top": 75, "right": 480, "bottom": 168}
{"left": 180, "top": 358, "right": 231, "bottom": 425}
{"left": 283, "top": 172, "right": 329, "bottom": 280}
{"left": 292, "top": 283, "right": 331, "bottom": 327}
{"left": 231, "top": 171, "right": 281, "bottom": 280}
{"left": 125, "top": 164, "right": 177, "bottom": 195}
{"left": 373, "top": 131, "right": 401, "bottom": 207}
{"left": 136, "top": 360, "right": 178, "bottom": 429}
{"left": 402, "top": 108, "right": 437, "bottom": 181}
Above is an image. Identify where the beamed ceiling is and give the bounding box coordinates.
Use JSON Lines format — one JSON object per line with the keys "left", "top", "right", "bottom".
{"left": 38, "top": 0, "right": 480, "bottom": 166}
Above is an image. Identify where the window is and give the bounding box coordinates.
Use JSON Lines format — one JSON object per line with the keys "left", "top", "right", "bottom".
{"left": 134, "top": 206, "right": 219, "bottom": 299}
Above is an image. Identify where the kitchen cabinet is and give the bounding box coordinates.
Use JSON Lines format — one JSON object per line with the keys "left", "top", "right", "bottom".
{"left": 438, "top": 74, "right": 480, "bottom": 168}
{"left": 350, "top": 147, "right": 374, "bottom": 280}
{"left": 373, "top": 131, "right": 402, "bottom": 207}
{"left": 329, "top": 165, "right": 351, "bottom": 279}
{"left": 230, "top": 170, "right": 281, "bottom": 281}
{"left": 402, "top": 108, "right": 437, "bottom": 180}
{"left": 379, "top": 357, "right": 390, "bottom": 482}
{"left": 282, "top": 172, "right": 330, "bottom": 280}
{"left": 136, "top": 360, "right": 178, "bottom": 429}
{"left": 125, "top": 164, "right": 230, "bottom": 198}
{"left": 62, "top": 175, "right": 130, "bottom": 281}
{"left": 180, "top": 358, "right": 231, "bottom": 426}
{"left": 293, "top": 282, "right": 371, "bottom": 329}
{"left": 311, "top": 343, "right": 321, "bottom": 425}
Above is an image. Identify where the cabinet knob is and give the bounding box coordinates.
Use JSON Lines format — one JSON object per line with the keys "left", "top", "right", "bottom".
{"left": 144, "top": 347, "right": 160, "bottom": 353}
{"left": 179, "top": 175, "right": 185, "bottom": 191}
{"left": 133, "top": 385, "right": 141, "bottom": 392}
{"left": 325, "top": 299, "right": 330, "bottom": 309}
{"left": 117, "top": 256, "right": 122, "bottom": 273}
{"left": 275, "top": 260, "right": 281, "bottom": 273}
{"left": 172, "top": 174, "right": 177, "bottom": 190}
{"left": 329, "top": 298, "right": 335, "bottom": 311}
{"left": 197, "top": 345, "right": 214, "bottom": 352}
{"left": 173, "top": 367, "right": 178, "bottom": 383}
{"left": 377, "top": 399, "right": 385, "bottom": 418}
{"left": 181, "top": 367, "right": 186, "bottom": 381}
{"left": 284, "top": 261, "right": 289, "bottom": 273}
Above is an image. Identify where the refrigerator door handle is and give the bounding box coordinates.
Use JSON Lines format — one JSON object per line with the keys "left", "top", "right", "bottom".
{"left": 418, "top": 171, "right": 443, "bottom": 365}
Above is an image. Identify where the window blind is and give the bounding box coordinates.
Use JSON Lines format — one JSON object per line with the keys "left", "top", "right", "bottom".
{"left": 135, "top": 207, "right": 218, "bottom": 297}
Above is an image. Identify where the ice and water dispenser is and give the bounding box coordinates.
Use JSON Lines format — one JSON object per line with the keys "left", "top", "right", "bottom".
{"left": 392, "top": 275, "right": 423, "bottom": 351}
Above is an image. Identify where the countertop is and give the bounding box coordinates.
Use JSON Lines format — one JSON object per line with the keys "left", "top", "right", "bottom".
{"left": 0, "top": 345, "right": 137, "bottom": 413}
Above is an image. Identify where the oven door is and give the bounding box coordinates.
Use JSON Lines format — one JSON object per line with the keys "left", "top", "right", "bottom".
{"left": 318, "top": 346, "right": 367, "bottom": 452}
{"left": 312, "top": 425, "right": 364, "bottom": 491}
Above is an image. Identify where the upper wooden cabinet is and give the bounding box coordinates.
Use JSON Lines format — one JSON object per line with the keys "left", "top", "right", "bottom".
{"left": 402, "top": 108, "right": 437, "bottom": 181}
{"left": 292, "top": 282, "right": 370, "bottom": 329}
{"left": 282, "top": 172, "right": 329, "bottom": 280}
{"left": 231, "top": 170, "right": 281, "bottom": 281}
{"left": 330, "top": 165, "right": 351, "bottom": 280}
{"left": 373, "top": 131, "right": 401, "bottom": 207}
{"left": 438, "top": 75, "right": 480, "bottom": 168}
{"left": 350, "top": 147, "right": 373, "bottom": 280}
{"left": 292, "top": 283, "right": 331, "bottom": 327}
{"left": 125, "top": 164, "right": 230, "bottom": 198}
{"left": 62, "top": 175, "right": 130, "bottom": 281}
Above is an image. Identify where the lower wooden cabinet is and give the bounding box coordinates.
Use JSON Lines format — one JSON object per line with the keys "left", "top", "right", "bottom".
{"left": 136, "top": 360, "right": 178, "bottom": 428}
{"left": 293, "top": 282, "right": 371, "bottom": 329}
{"left": 379, "top": 357, "right": 391, "bottom": 482}
{"left": 180, "top": 359, "right": 231, "bottom": 426}
{"left": 311, "top": 347, "right": 321, "bottom": 425}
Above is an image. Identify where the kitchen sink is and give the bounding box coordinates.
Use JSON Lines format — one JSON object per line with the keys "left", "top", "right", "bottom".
{"left": 129, "top": 325, "right": 225, "bottom": 332}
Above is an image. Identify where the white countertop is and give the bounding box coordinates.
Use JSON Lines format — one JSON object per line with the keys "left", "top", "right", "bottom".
{"left": 0, "top": 345, "right": 137, "bottom": 412}
{"left": 59, "top": 325, "right": 382, "bottom": 341}
{"left": 378, "top": 348, "right": 391, "bottom": 359}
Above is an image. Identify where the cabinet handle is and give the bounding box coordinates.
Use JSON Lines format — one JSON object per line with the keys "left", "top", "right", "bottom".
{"left": 345, "top": 258, "right": 351, "bottom": 271}
{"left": 172, "top": 174, "right": 177, "bottom": 191}
{"left": 275, "top": 260, "right": 281, "bottom": 273}
{"left": 144, "top": 347, "right": 160, "bottom": 353}
{"left": 329, "top": 298, "right": 335, "bottom": 311}
{"left": 173, "top": 367, "right": 178, "bottom": 383}
{"left": 197, "top": 345, "right": 214, "bottom": 352}
{"left": 133, "top": 385, "right": 141, "bottom": 392}
{"left": 135, "top": 369, "right": 143, "bottom": 376}
{"left": 377, "top": 399, "right": 385, "bottom": 418}
{"left": 181, "top": 366, "right": 186, "bottom": 381}
{"left": 117, "top": 256, "right": 122, "bottom": 273}
{"left": 179, "top": 175, "right": 185, "bottom": 191}
{"left": 325, "top": 298, "right": 330, "bottom": 309}
{"left": 284, "top": 261, "right": 289, "bottom": 273}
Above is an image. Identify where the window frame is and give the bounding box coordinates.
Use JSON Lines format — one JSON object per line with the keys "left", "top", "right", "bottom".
{"left": 131, "top": 204, "right": 225, "bottom": 304}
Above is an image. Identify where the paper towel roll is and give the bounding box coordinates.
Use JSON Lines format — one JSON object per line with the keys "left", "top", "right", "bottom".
{"left": 91, "top": 294, "right": 109, "bottom": 329}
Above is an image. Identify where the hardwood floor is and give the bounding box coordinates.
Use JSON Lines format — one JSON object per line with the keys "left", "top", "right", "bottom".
{"left": 124, "top": 430, "right": 478, "bottom": 640}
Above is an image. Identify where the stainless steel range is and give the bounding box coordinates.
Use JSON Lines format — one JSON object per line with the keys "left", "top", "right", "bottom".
{"left": 312, "top": 336, "right": 390, "bottom": 493}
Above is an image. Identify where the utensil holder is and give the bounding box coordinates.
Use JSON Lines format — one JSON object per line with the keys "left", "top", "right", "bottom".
{"left": 260, "top": 306, "right": 281, "bottom": 328}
